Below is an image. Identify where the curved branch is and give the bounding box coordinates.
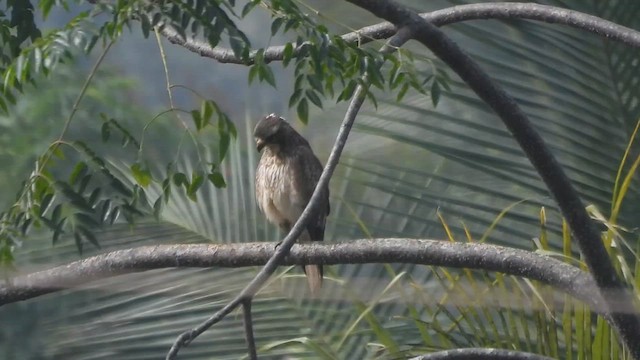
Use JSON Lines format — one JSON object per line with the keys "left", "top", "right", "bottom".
{"left": 410, "top": 348, "right": 556, "bottom": 360}
{"left": 344, "top": 0, "right": 640, "bottom": 357}
{"left": 1, "top": 239, "right": 603, "bottom": 310}
{"left": 160, "top": 2, "right": 640, "bottom": 64}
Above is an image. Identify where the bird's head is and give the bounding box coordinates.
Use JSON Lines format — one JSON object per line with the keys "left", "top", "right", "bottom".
{"left": 254, "top": 113, "right": 286, "bottom": 152}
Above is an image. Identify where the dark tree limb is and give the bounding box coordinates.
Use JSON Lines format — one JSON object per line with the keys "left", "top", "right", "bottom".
{"left": 1, "top": 240, "right": 604, "bottom": 312}
{"left": 159, "top": 2, "right": 640, "bottom": 65}
{"left": 343, "top": 0, "right": 640, "bottom": 357}
{"left": 410, "top": 348, "right": 556, "bottom": 360}
{"left": 165, "top": 28, "right": 415, "bottom": 359}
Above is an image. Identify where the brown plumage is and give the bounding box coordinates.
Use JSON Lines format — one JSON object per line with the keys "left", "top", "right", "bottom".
{"left": 254, "top": 114, "right": 330, "bottom": 295}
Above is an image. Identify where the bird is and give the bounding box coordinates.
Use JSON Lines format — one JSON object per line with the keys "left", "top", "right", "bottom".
{"left": 254, "top": 113, "right": 330, "bottom": 295}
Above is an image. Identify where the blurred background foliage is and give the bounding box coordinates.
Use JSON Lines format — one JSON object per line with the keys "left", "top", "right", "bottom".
{"left": 1, "top": 0, "right": 640, "bottom": 359}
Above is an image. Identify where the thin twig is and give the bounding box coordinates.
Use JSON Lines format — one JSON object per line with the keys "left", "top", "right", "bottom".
{"left": 153, "top": 29, "right": 207, "bottom": 171}
{"left": 344, "top": 0, "right": 640, "bottom": 357}
{"left": 241, "top": 299, "right": 257, "bottom": 360}
{"left": 159, "top": 3, "right": 640, "bottom": 65}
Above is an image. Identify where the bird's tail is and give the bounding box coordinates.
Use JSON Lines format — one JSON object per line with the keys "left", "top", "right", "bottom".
{"left": 303, "top": 264, "right": 323, "bottom": 296}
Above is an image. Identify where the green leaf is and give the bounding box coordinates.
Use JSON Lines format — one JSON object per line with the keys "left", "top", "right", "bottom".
{"left": 219, "top": 133, "right": 230, "bottom": 161}
{"left": 260, "top": 65, "right": 276, "bottom": 87}
{"left": 131, "top": 163, "right": 152, "bottom": 188}
{"left": 208, "top": 172, "right": 226, "bottom": 188}
{"left": 0, "top": 243, "right": 14, "bottom": 266}
{"left": 283, "top": 42, "right": 294, "bottom": 66}
{"left": 34, "top": 176, "right": 50, "bottom": 199}
{"left": 76, "top": 173, "right": 92, "bottom": 194}
{"left": 0, "top": 96, "right": 8, "bottom": 114}
{"left": 187, "top": 172, "right": 204, "bottom": 201}
{"left": 151, "top": 13, "right": 162, "bottom": 26}
{"left": 52, "top": 219, "right": 66, "bottom": 245}
{"left": 54, "top": 181, "right": 92, "bottom": 212}
{"left": 101, "top": 121, "right": 111, "bottom": 142}
{"left": 229, "top": 36, "right": 245, "bottom": 58}
{"left": 21, "top": 218, "right": 33, "bottom": 235}
{"left": 365, "top": 89, "right": 378, "bottom": 109}
{"left": 307, "top": 74, "right": 323, "bottom": 94}
{"left": 392, "top": 72, "right": 405, "bottom": 89}
{"left": 153, "top": 196, "right": 164, "bottom": 220}
{"left": 271, "top": 17, "right": 284, "bottom": 36}
{"left": 39, "top": 0, "right": 55, "bottom": 19}
{"left": 69, "top": 162, "right": 88, "bottom": 186}
{"left": 110, "top": 178, "right": 133, "bottom": 198}
{"left": 74, "top": 232, "right": 83, "bottom": 255}
{"left": 241, "top": 0, "right": 259, "bottom": 17}
{"left": 201, "top": 100, "right": 214, "bottom": 126}
{"left": 52, "top": 146, "right": 65, "bottom": 159}
{"left": 88, "top": 188, "right": 102, "bottom": 206}
{"left": 431, "top": 80, "right": 441, "bottom": 107}
{"left": 248, "top": 65, "right": 259, "bottom": 84}
{"left": 100, "top": 200, "right": 112, "bottom": 223}
{"left": 39, "top": 193, "right": 54, "bottom": 216}
{"left": 305, "top": 89, "right": 323, "bottom": 108}
{"left": 76, "top": 213, "right": 100, "bottom": 228}
{"left": 289, "top": 88, "right": 303, "bottom": 108}
{"left": 108, "top": 206, "right": 120, "bottom": 225}
{"left": 140, "top": 14, "right": 151, "bottom": 38}
{"left": 173, "top": 172, "right": 188, "bottom": 188}
{"left": 337, "top": 80, "right": 358, "bottom": 102}
{"left": 191, "top": 110, "right": 203, "bottom": 131}
{"left": 396, "top": 82, "right": 410, "bottom": 102}
{"left": 51, "top": 204, "right": 62, "bottom": 223}
{"left": 162, "top": 178, "right": 172, "bottom": 201}
{"left": 296, "top": 98, "right": 309, "bottom": 124}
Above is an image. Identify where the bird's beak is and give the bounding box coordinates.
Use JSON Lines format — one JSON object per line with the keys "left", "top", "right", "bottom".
{"left": 256, "top": 138, "right": 265, "bottom": 152}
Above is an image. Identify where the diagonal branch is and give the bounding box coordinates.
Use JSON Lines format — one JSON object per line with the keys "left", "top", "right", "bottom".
{"left": 343, "top": 0, "right": 640, "bottom": 357}
{"left": 159, "top": 2, "right": 640, "bottom": 65}
{"left": 164, "top": 28, "right": 415, "bottom": 360}
{"left": 1, "top": 240, "right": 605, "bottom": 313}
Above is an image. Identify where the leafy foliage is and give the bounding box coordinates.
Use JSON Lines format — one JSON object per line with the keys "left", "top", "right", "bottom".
{"left": 0, "top": 0, "right": 434, "bottom": 260}
{"left": 1, "top": 0, "right": 640, "bottom": 359}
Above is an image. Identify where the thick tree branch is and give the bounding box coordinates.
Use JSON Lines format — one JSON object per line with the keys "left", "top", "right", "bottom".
{"left": 165, "top": 29, "right": 415, "bottom": 359}
{"left": 160, "top": 2, "right": 640, "bottom": 64}
{"left": 410, "top": 348, "right": 556, "bottom": 360}
{"left": 344, "top": 0, "right": 640, "bottom": 357}
{"left": 1, "top": 240, "right": 604, "bottom": 311}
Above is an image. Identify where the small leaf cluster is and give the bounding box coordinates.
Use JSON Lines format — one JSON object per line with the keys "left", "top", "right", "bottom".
{"left": 146, "top": 99, "right": 235, "bottom": 216}
{"left": 0, "top": 0, "right": 254, "bottom": 115}
{"left": 125, "top": 99, "right": 235, "bottom": 219}
{"left": 0, "top": 1, "right": 47, "bottom": 113}
{"left": 1, "top": 2, "right": 104, "bottom": 114}
{"left": 261, "top": 0, "right": 391, "bottom": 122}
{"left": 141, "top": 0, "right": 251, "bottom": 60}
{"left": 0, "top": 1, "right": 41, "bottom": 62}
{"left": 0, "top": 138, "right": 150, "bottom": 263}
{"left": 387, "top": 53, "right": 452, "bottom": 106}
{"left": 250, "top": 0, "right": 449, "bottom": 122}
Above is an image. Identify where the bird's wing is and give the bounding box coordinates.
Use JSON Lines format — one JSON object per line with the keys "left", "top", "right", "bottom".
{"left": 255, "top": 155, "right": 266, "bottom": 214}
{"left": 291, "top": 145, "right": 330, "bottom": 242}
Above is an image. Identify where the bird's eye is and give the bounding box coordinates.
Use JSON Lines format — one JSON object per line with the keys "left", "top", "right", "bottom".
{"left": 265, "top": 133, "right": 277, "bottom": 143}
